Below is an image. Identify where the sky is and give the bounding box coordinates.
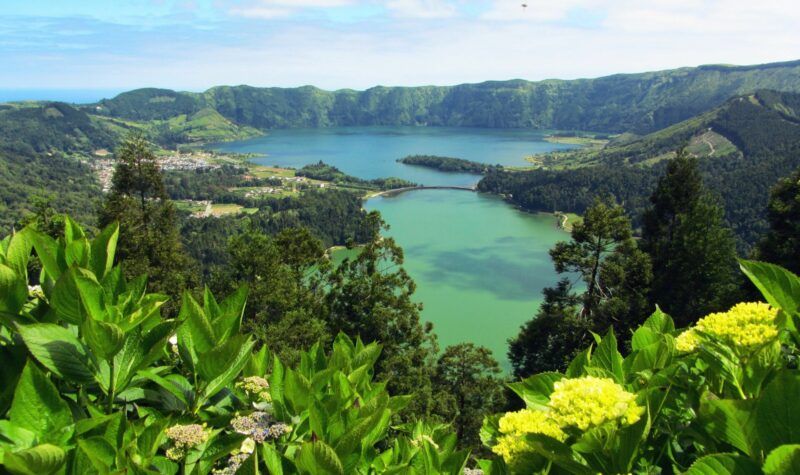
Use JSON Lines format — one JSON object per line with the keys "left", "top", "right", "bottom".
{"left": 1, "top": 0, "right": 799, "bottom": 91}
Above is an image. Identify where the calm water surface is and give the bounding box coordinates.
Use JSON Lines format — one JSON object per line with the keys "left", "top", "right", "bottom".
{"left": 217, "top": 127, "right": 576, "bottom": 368}
{"left": 216, "top": 126, "right": 575, "bottom": 187}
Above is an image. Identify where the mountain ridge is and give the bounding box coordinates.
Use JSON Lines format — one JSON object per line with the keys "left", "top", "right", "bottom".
{"left": 90, "top": 59, "right": 800, "bottom": 134}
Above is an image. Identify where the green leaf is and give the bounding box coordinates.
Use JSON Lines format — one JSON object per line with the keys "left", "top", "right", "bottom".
{"left": 30, "top": 232, "right": 63, "bottom": 281}
{"left": 17, "top": 323, "right": 95, "bottom": 384}
{"left": 684, "top": 453, "right": 761, "bottom": 475}
{"left": 764, "top": 445, "right": 800, "bottom": 475}
{"left": 5, "top": 228, "right": 33, "bottom": 279}
{"left": 198, "top": 334, "right": 250, "bottom": 382}
{"left": 77, "top": 436, "right": 116, "bottom": 471}
{"left": 524, "top": 434, "right": 593, "bottom": 475}
{"left": 700, "top": 396, "right": 760, "bottom": 457}
{"left": 261, "top": 443, "right": 285, "bottom": 475}
{"left": 642, "top": 306, "right": 675, "bottom": 333}
{"left": 589, "top": 328, "right": 624, "bottom": 383}
{"left": 201, "top": 337, "right": 255, "bottom": 401}
{"left": 2, "top": 444, "right": 66, "bottom": 475}
{"left": 89, "top": 222, "right": 119, "bottom": 280}
{"left": 213, "top": 285, "right": 248, "bottom": 342}
{"left": 82, "top": 318, "right": 124, "bottom": 360}
{"left": 296, "top": 441, "right": 345, "bottom": 475}
{"left": 284, "top": 368, "right": 312, "bottom": 413}
{"left": 334, "top": 408, "right": 389, "bottom": 459}
{"left": 507, "top": 372, "right": 563, "bottom": 410}
{"left": 113, "top": 321, "right": 175, "bottom": 392}
{"left": 756, "top": 371, "right": 800, "bottom": 452}
{"left": 177, "top": 293, "right": 215, "bottom": 354}
{"left": 8, "top": 362, "right": 73, "bottom": 440}
{"left": 63, "top": 216, "right": 86, "bottom": 243}
{"left": 50, "top": 267, "right": 104, "bottom": 325}
{"left": 0, "top": 264, "right": 27, "bottom": 317}
{"left": 740, "top": 260, "right": 800, "bottom": 315}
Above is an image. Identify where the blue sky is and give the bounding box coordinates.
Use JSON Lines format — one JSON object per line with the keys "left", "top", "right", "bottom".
{"left": 1, "top": 0, "right": 798, "bottom": 91}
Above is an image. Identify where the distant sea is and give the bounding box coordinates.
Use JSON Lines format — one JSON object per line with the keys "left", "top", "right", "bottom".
{"left": 0, "top": 89, "right": 125, "bottom": 104}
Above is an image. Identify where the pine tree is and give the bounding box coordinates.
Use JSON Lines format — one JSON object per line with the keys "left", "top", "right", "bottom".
{"left": 756, "top": 168, "right": 800, "bottom": 275}
{"left": 98, "top": 133, "right": 195, "bottom": 304}
{"left": 641, "top": 150, "right": 739, "bottom": 326}
{"left": 432, "top": 343, "right": 505, "bottom": 451}
{"left": 509, "top": 199, "right": 652, "bottom": 377}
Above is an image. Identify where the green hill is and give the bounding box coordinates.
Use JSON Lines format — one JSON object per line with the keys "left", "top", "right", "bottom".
{"left": 94, "top": 59, "right": 800, "bottom": 133}
{"left": 478, "top": 90, "right": 800, "bottom": 248}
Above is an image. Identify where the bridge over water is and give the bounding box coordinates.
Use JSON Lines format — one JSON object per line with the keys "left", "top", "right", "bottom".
{"left": 372, "top": 185, "right": 477, "bottom": 197}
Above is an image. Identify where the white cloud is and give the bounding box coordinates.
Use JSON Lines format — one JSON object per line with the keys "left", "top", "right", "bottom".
{"left": 386, "top": 0, "right": 458, "bottom": 19}
{"left": 227, "top": 0, "right": 354, "bottom": 19}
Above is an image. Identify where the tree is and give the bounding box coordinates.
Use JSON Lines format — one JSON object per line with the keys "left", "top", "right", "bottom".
{"left": 510, "top": 199, "right": 652, "bottom": 378}
{"left": 222, "top": 226, "right": 331, "bottom": 365}
{"left": 432, "top": 344, "right": 506, "bottom": 451}
{"left": 756, "top": 167, "right": 800, "bottom": 275}
{"left": 98, "top": 133, "right": 195, "bottom": 305}
{"left": 550, "top": 198, "right": 647, "bottom": 320}
{"left": 324, "top": 212, "right": 438, "bottom": 417}
{"left": 642, "top": 151, "right": 739, "bottom": 326}
{"left": 508, "top": 279, "right": 589, "bottom": 378}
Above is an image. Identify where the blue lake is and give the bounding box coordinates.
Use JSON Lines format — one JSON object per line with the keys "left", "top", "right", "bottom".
{"left": 216, "top": 126, "right": 577, "bottom": 368}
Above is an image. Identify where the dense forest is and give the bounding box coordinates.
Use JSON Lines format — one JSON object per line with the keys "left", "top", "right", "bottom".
{"left": 295, "top": 161, "right": 415, "bottom": 190}
{"left": 479, "top": 90, "right": 800, "bottom": 249}
{"left": 398, "top": 155, "right": 500, "bottom": 174}
{"left": 93, "top": 60, "right": 800, "bottom": 134}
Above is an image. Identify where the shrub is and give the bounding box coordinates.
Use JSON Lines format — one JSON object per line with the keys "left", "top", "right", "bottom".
{"left": 479, "top": 260, "right": 800, "bottom": 474}
{"left": 0, "top": 219, "right": 469, "bottom": 474}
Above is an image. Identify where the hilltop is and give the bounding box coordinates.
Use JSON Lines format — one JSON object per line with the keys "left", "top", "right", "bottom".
{"left": 478, "top": 90, "right": 800, "bottom": 247}
{"left": 93, "top": 60, "right": 800, "bottom": 134}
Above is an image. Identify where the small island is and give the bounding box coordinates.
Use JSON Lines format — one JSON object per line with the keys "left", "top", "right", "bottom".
{"left": 397, "top": 155, "right": 501, "bottom": 174}
{"left": 296, "top": 160, "right": 416, "bottom": 191}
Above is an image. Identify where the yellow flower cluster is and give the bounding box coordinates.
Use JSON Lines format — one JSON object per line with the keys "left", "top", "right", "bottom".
{"left": 492, "top": 376, "right": 641, "bottom": 467}
{"left": 492, "top": 409, "right": 565, "bottom": 466}
{"left": 549, "top": 376, "right": 642, "bottom": 431}
{"left": 677, "top": 302, "right": 779, "bottom": 354}
{"left": 237, "top": 376, "right": 272, "bottom": 401}
{"left": 675, "top": 329, "right": 701, "bottom": 353}
{"left": 164, "top": 423, "right": 209, "bottom": 460}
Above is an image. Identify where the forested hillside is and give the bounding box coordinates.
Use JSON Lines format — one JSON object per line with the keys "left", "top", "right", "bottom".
{"left": 479, "top": 90, "right": 800, "bottom": 248}
{"left": 94, "top": 60, "right": 800, "bottom": 134}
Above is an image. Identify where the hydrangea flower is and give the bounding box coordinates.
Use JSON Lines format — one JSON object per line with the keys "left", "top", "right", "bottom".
{"left": 212, "top": 439, "right": 255, "bottom": 475}
{"left": 692, "top": 302, "right": 779, "bottom": 354}
{"left": 548, "top": 376, "right": 642, "bottom": 431}
{"left": 491, "top": 409, "right": 565, "bottom": 467}
{"left": 675, "top": 329, "right": 701, "bottom": 353}
{"left": 237, "top": 376, "right": 272, "bottom": 401}
{"left": 231, "top": 412, "right": 291, "bottom": 443}
{"left": 164, "top": 423, "right": 209, "bottom": 460}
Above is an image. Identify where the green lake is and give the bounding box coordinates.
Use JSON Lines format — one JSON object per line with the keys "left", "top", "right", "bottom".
{"left": 217, "top": 127, "right": 575, "bottom": 368}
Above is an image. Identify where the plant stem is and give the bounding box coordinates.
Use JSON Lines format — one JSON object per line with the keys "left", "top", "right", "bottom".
{"left": 107, "top": 360, "right": 116, "bottom": 414}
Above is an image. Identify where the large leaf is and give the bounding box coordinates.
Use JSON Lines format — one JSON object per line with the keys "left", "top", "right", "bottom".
{"left": 296, "top": 441, "right": 345, "bottom": 475}
{"left": 2, "top": 444, "right": 66, "bottom": 475}
{"left": 76, "top": 436, "right": 116, "bottom": 472}
{"left": 5, "top": 228, "right": 33, "bottom": 278}
{"left": 17, "top": 323, "right": 95, "bottom": 383}
{"left": 700, "top": 396, "right": 760, "bottom": 457}
{"left": 589, "top": 328, "right": 624, "bottom": 383}
{"left": 684, "top": 453, "right": 761, "bottom": 475}
{"left": 764, "top": 445, "right": 800, "bottom": 475}
{"left": 89, "top": 222, "right": 119, "bottom": 280}
{"left": 8, "top": 362, "right": 72, "bottom": 441}
{"left": 524, "top": 434, "right": 593, "bottom": 475}
{"left": 740, "top": 260, "right": 800, "bottom": 315}
{"left": 507, "top": 372, "right": 563, "bottom": 410}
{"left": 30, "top": 233, "right": 63, "bottom": 281}
{"left": 213, "top": 285, "right": 248, "bottom": 341}
{"left": 113, "top": 321, "right": 175, "bottom": 392}
{"left": 261, "top": 443, "right": 285, "bottom": 475}
{"left": 0, "top": 264, "right": 27, "bottom": 317}
{"left": 198, "top": 334, "right": 250, "bottom": 382}
{"left": 201, "top": 337, "right": 255, "bottom": 402}
{"left": 50, "top": 268, "right": 104, "bottom": 325}
{"left": 756, "top": 371, "right": 800, "bottom": 452}
{"left": 177, "top": 293, "right": 215, "bottom": 354}
{"left": 82, "top": 318, "right": 124, "bottom": 361}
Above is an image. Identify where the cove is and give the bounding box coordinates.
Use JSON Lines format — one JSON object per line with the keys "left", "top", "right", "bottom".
{"left": 365, "top": 190, "right": 565, "bottom": 368}
{"left": 216, "top": 126, "right": 576, "bottom": 368}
